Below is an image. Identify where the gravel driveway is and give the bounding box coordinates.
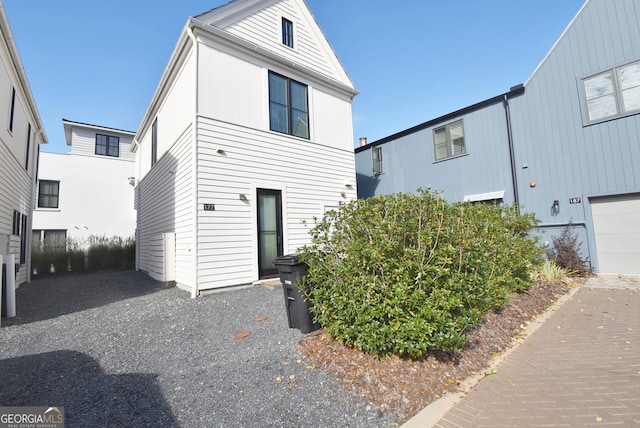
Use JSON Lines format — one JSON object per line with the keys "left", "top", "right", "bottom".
{"left": 1, "top": 270, "right": 399, "bottom": 427}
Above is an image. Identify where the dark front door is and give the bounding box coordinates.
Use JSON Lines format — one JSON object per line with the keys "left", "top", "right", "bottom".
{"left": 257, "top": 189, "right": 283, "bottom": 278}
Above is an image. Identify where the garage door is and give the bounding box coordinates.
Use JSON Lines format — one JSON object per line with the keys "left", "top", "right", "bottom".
{"left": 591, "top": 193, "right": 640, "bottom": 275}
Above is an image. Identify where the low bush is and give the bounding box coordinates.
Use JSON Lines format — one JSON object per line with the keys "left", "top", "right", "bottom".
{"left": 299, "top": 189, "right": 544, "bottom": 359}
{"left": 546, "top": 222, "right": 591, "bottom": 276}
{"left": 533, "top": 259, "right": 573, "bottom": 282}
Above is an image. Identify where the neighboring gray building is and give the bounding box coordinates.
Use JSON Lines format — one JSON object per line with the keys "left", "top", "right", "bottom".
{"left": 355, "top": 0, "right": 640, "bottom": 275}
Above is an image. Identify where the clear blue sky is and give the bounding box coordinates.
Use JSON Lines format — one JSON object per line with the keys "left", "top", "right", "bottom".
{"left": 4, "top": 0, "right": 585, "bottom": 153}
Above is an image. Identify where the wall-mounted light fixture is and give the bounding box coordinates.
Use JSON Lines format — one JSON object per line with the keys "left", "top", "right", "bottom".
{"left": 551, "top": 200, "right": 560, "bottom": 216}
{"left": 128, "top": 177, "right": 136, "bottom": 187}
{"left": 217, "top": 149, "right": 226, "bottom": 155}
{"left": 239, "top": 193, "right": 248, "bottom": 201}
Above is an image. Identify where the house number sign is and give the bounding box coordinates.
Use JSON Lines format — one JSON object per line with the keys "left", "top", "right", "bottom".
{"left": 569, "top": 197, "right": 581, "bottom": 204}
{"left": 203, "top": 204, "right": 216, "bottom": 211}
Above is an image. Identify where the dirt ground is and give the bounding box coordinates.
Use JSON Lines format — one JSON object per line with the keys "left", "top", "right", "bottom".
{"left": 299, "top": 280, "right": 574, "bottom": 422}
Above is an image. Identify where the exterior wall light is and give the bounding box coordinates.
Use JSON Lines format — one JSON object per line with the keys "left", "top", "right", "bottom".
{"left": 551, "top": 200, "right": 560, "bottom": 216}
{"left": 239, "top": 194, "right": 248, "bottom": 201}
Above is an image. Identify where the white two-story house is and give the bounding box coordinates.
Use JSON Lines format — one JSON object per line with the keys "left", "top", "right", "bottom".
{"left": 32, "top": 119, "right": 136, "bottom": 249}
{"left": 132, "top": 0, "right": 359, "bottom": 295}
{"left": 0, "top": 1, "right": 47, "bottom": 287}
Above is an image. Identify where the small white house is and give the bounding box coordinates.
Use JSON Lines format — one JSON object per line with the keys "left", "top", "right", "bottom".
{"left": 0, "top": 1, "right": 47, "bottom": 287}
{"left": 32, "top": 119, "right": 136, "bottom": 249}
{"left": 132, "top": 0, "right": 359, "bottom": 295}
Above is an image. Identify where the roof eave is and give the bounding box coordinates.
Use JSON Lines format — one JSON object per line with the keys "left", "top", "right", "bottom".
{"left": 0, "top": 3, "right": 48, "bottom": 144}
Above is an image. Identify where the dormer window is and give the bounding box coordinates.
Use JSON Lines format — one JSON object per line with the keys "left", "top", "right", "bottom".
{"left": 95, "top": 134, "right": 120, "bottom": 157}
{"left": 282, "top": 18, "right": 293, "bottom": 48}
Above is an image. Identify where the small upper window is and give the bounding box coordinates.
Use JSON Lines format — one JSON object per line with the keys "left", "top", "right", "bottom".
{"left": 25, "top": 123, "right": 31, "bottom": 170}
{"left": 433, "top": 120, "right": 465, "bottom": 161}
{"left": 282, "top": 18, "right": 294, "bottom": 48}
{"left": 9, "top": 87, "right": 16, "bottom": 133}
{"left": 151, "top": 119, "right": 158, "bottom": 166}
{"left": 583, "top": 60, "right": 640, "bottom": 123}
{"left": 372, "top": 146, "right": 383, "bottom": 175}
{"left": 96, "top": 134, "right": 120, "bottom": 157}
{"left": 38, "top": 180, "right": 60, "bottom": 209}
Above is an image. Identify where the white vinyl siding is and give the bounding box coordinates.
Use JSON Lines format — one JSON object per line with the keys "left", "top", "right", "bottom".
{"left": 196, "top": 117, "right": 356, "bottom": 290}
{"left": 0, "top": 65, "right": 40, "bottom": 287}
{"left": 221, "top": 0, "right": 351, "bottom": 87}
{"left": 67, "top": 126, "right": 135, "bottom": 161}
{"left": 136, "top": 125, "right": 195, "bottom": 289}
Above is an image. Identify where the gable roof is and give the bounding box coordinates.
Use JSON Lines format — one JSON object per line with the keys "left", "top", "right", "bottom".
{"left": 195, "top": 0, "right": 356, "bottom": 91}
{"left": 524, "top": 0, "right": 590, "bottom": 86}
{"left": 134, "top": 0, "right": 357, "bottom": 146}
{"left": 62, "top": 119, "right": 135, "bottom": 146}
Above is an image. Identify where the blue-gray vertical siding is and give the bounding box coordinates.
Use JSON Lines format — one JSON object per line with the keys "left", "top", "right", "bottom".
{"left": 355, "top": 0, "right": 640, "bottom": 272}
{"left": 509, "top": 0, "right": 640, "bottom": 269}
{"left": 356, "top": 98, "right": 516, "bottom": 204}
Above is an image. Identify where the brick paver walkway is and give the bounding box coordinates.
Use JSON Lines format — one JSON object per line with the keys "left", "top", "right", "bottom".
{"left": 430, "top": 277, "right": 640, "bottom": 427}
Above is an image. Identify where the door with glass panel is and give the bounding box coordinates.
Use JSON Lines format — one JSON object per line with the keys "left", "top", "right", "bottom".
{"left": 257, "top": 189, "right": 283, "bottom": 278}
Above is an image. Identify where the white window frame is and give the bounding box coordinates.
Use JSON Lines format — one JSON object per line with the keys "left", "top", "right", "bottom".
{"left": 582, "top": 59, "right": 640, "bottom": 124}
{"left": 281, "top": 17, "right": 294, "bottom": 49}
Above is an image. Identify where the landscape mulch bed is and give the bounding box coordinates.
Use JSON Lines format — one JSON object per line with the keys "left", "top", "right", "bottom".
{"left": 299, "top": 280, "right": 576, "bottom": 421}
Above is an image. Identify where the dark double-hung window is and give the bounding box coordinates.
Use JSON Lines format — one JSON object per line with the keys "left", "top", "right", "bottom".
{"left": 96, "top": 134, "right": 120, "bottom": 157}
{"left": 268, "top": 71, "right": 309, "bottom": 139}
{"left": 282, "top": 18, "right": 294, "bottom": 48}
{"left": 38, "top": 180, "right": 60, "bottom": 209}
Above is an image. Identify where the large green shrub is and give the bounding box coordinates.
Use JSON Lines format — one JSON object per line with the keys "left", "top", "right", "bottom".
{"left": 299, "top": 190, "right": 543, "bottom": 358}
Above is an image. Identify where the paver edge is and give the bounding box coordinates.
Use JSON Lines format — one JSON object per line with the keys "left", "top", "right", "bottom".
{"left": 401, "top": 283, "right": 582, "bottom": 428}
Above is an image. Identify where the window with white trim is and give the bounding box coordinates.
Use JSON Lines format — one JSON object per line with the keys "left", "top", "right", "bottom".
{"left": 583, "top": 60, "right": 640, "bottom": 123}
{"left": 282, "top": 18, "right": 293, "bottom": 48}
{"left": 433, "top": 120, "right": 465, "bottom": 161}
{"left": 268, "top": 71, "right": 309, "bottom": 139}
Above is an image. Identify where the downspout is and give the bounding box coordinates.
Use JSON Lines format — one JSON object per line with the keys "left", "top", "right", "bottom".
{"left": 503, "top": 92, "right": 520, "bottom": 215}
{"left": 187, "top": 26, "right": 199, "bottom": 299}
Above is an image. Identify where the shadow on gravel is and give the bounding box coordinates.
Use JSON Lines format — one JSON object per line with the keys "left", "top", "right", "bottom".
{"left": 0, "top": 350, "right": 179, "bottom": 427}
{"left": 2, "top": 270, "right": 171, "bottom": 326}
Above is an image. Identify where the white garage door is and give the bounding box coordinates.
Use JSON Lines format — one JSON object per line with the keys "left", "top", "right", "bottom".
{"left": 591, "top": 193, "right": 640, "bottom": 275}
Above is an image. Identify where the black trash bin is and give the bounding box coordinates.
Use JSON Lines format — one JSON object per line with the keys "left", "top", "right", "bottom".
{"left": 274, "top": 254, "right": 320, "bottom": 334}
